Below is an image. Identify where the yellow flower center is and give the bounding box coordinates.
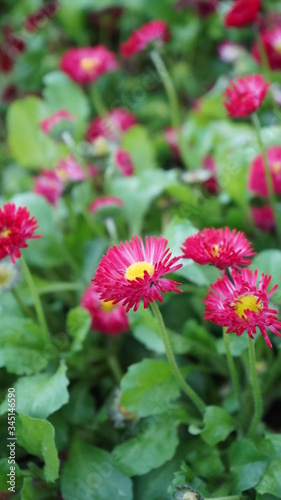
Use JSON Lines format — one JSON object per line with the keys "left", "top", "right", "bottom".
{"left": 80, "top": 57, "right": 100, "bottom": 72}
{"left": 0, "top": 268, "right": 12, "bottom": 286}
{"left": 0, "top": 229, "right": 11, "bottom": 238}
{"left": 94, "top": 137, "right": 109, "bottom": 156}
{"left": 210, "top": 244, "right": 219, "bottom": 257}
{"left": 272, "top": 161, "right": 281, "bottom": 174}
{"left": 100, "top": 300, "right": 115, "bottom": 312}
{"left": 56, "top": 168, "right": 69, "bottom": 181}
{"left": 125, "top": 261, "right": 154, "bottom": 281}
{"left": 234, "top": 294, "right": 263, "bottom": 319}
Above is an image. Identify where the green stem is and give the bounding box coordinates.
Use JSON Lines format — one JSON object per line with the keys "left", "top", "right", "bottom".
{"left": 248, "top": 337, "right": 263, "bottom": 436}
{"left": 223, "top": 328, "right": 241, "bottom": 406}
{"left": 149, "top": 49, "right": 190, "bottom": 169}
{"left": 104, "top": 217, "right": 118, "bottom": 245}
{"left": 252, "top": 113, "right": 281, "bottom": 244}
{"left": 90, "top": 85, "right": 108, "bottom": 119}
{"left": 12, "top": 288, "right": 33, "bottom": 318}
{"left": 20, "top": 256, "right": 50, "bottom": 342}
{"left": 106, "top": 337, "right": 123, "bottom": 383}
{"left": 107, "top": 355, "right": 123, "bottom": 383}
{"left": 150, "top": 301, "right": 206, "bottom": 414}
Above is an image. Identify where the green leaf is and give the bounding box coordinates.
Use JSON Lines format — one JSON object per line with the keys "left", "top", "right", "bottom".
{"left": 0, "top": 458, "right": 22, "bottom": 493}
{"left": 162, "top": 216, "right": 197, "bottom": 257}
{"left": 0, "top": 317, "right": 48, "bottom": 376}
{"left": 257, "top": 460, "right": 281, "bottom": 497}
{"left": 121, "top": 125, "right": 157, "bottom": 173}
{"left": 200, "top": 406, "right": 235, "bottom": 446}
{"left": 43, "top": 71, "right": 90, "bottom": 121}
{"left": 186, "top": 441, "right": 224, "bottom": 480}
{"left": 67, "top": 306, "right": 91, "bottom": 352}
{"left": 61, "top": 437, "right": 133, "bottom": 500}
{"left": 13, "top": 362, "right": 69, "bottom": 419}
{"left": 17, "top": 414, "right": 59, "bottom": 482}
{"left": 7, "top": 96, "right": 62, "bottom": 169}
{"left": 229, "top": 439, "right": 269, "bottom": 493}
{"left": 20, "top": 477, "right": 57, "bottom": 500}
{"left": 62, "top": 383, "right": 95, "bottom": 425}
{"left": 112, "top": 415, "right": 179, "bottom": 476}
{"left": 120, "top": 359, "right": 181, "bottom": 418}
{"left": 11, "top": 192, "right": 65, "bottom": 268}
{"left": 110, "top": 169, "right": 177, "bottom": 235}
{"left": 250, "top": 250, "right": 281, "bottom": 305}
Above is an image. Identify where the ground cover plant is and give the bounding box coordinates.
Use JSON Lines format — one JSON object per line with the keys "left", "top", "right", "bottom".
{"left": 2, "top": 0, "right": 281, "bottom": 499}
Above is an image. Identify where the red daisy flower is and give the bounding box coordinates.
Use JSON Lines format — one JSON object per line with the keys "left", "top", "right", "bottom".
{"left": 248, "top": 146, "right": 281, "bottom": 197}
{"left": 60, "top": 46, "right": 119, "bottom": 86}
{"left": 33, "top": 170, "right": 64, "bottom": 206}
{"left": 92, "top": 235, "right": 182, "bottom": 312}
{"left": 181, "top": 227, "right": 255, "bottom": 270}
{"left": 86, "top": 108, "right": 137, "bottom": 142}
{"left": 223, "top": 74, "right": 270, "bottom": 117}
{"left": 252, "top": 27, "right": 281, "bottom": 71}
{"left": 120, "top": 20, "right": 169, "bottom": 58}
{"left": 0, "top": 203, "right": 41, "bottom": 263}
{"left": 224, "top": 0, "right": 260, "bottom": 28}
{"left": 251, "top": 206, "right": 275, "bottom": 232}
{"left": 40, "top": 110, "right": 76, "bottom": 135}
{"left": 203, "top": 268, "right": 281, "bottom": 348}
{"left": 81, "top": 285, "right": 129, "bottom": 335}
{"left": 114, "top": 150, "right": 135, "bottom": 176}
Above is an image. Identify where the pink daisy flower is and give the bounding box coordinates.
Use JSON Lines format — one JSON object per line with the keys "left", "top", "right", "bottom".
{"left": 224, "top": 0, "right": 260, "bottom": 28}
{"left": 33, "top": 170, "right": 64, "bottom": 205}
{"left": 81, "top": 285, "right": 129, "bottom": 335}
{"left": 181, "top": 227, "right": 255, "bottom": 270}
{"left": 223, "top": 74, "right": 270, "bottom": 117}
{"left": 203, "top": 268, "right": 281, "bottom": 348}
{"left": 252, "top": 27, "right": 281, "bottom": 71}
{"left": 40, "top": 110, "right": 76, "bottom": 135}
{"left": 60, "top": 46, "right": 119, "bottom": 86}
{"left": 114, "top": 149, "right": 135, "bottom": 176}
{"left": 120, "top": 20, "right": 169, "bottom": 58}
{"left": 248, "top": 146, "right": 281, "bottom": 197}
{"left": 89, "top": 196, "right": 123, "bottom": 214}
{"left": 92, "top": 235, "right": 182, "bottom": 312}
{"left": 251, "top": 206, "right": 275, "bottom": 232}
{"left": 0, "top": 203, "right": 41, "bottom": 263}
{"left": 86, "top": 108, "right": 137, "bottom": 142}
{"left": 56, "top": 155, "right": 85, "bottom": 182}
